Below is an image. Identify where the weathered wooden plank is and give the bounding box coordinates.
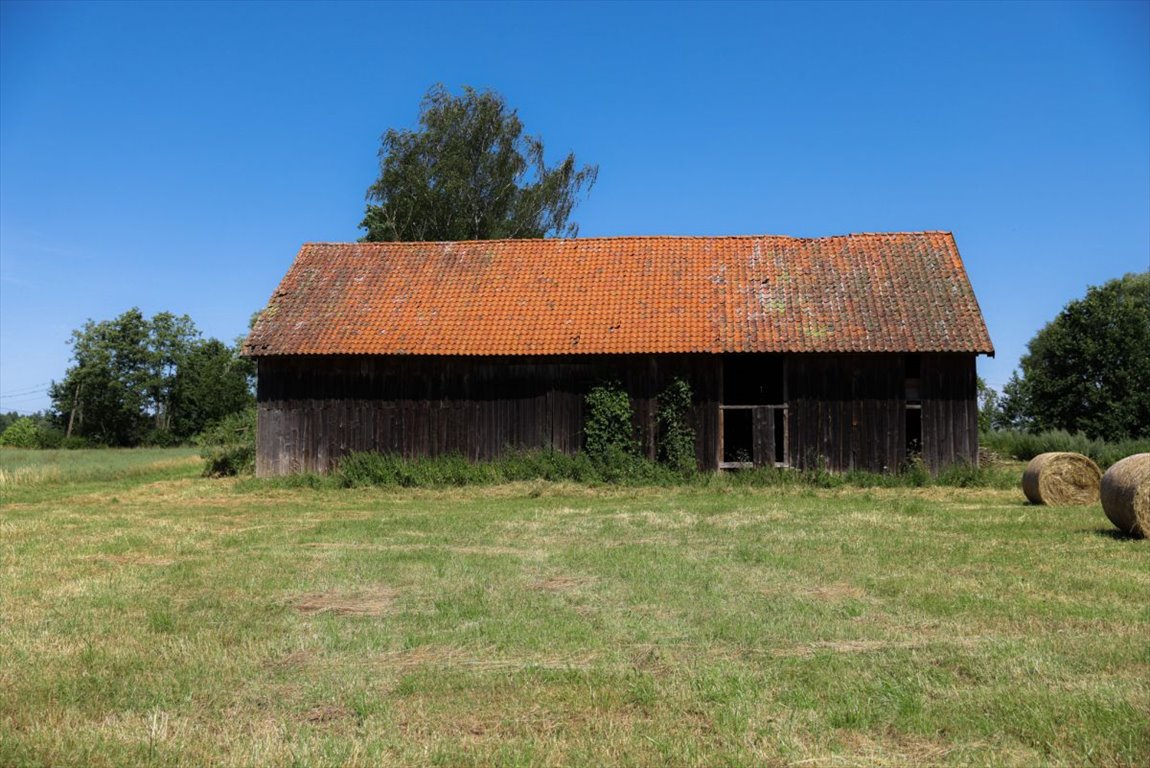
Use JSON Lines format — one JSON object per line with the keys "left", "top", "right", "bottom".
{"left": 254, "top": 352, "right": 980, "bottom": 476}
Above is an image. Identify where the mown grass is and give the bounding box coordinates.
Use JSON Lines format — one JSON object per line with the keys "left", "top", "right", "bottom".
{"left": 1, "top": 451, "right": 1147, "bottom": 767}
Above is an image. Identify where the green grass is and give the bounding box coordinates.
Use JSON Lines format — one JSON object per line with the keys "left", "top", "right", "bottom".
{"left": 0, "top": 447, "right": 200, "bottom": 488}
{"left": 1, "top": 451, "right": 1147, "bottom": 766}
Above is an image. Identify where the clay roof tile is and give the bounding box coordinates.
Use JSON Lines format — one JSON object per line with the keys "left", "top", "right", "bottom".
{"left": 244, "top": 233, "right": 993, "bottom": 357}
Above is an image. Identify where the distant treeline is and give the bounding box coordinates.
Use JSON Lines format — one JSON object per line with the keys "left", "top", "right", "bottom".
{"left": 0, "top": 308, "right": 253, "bottom": 448}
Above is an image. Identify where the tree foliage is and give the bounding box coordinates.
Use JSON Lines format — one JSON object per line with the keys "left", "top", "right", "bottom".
{"left": 976, "top": 377, "right": 998, "bottom": 434}
{"left": 171, "top": 339, "right": 256, "bottom": 439}
{"left": 360, "top": 85, "right": 598, "bottom": 242}
{"left": 0, "top": 411, "right": 25, "bottom": 435}
{"left": 997, "top": 272, "right": 1150, "bottom": 439}
{"left": 49, "top": 309, "right": 254, "bottom": 446}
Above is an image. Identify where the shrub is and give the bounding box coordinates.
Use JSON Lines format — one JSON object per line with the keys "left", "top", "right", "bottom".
{"left": 584, "top": 380, "right": 636, "bottom": 463}
{"left": 197, "top": 408, "right": 256, "bottom": 476}
{"left": 657, "top": 377, "right": 696, "bottom": 473}
{"left": 936, "top": 460, "right": 987, "bottom": 488}
{"left": 336, "top": 451, "right": 498, "bottom": 488}
{"left": 143, "top": 429, "right": 184, "bottom": 448}
{"left": 0, "top": 418, "right": 42, "bottom": 448}
{"left": 275, "top": 446, "right": 1023, "bottom": 490}
{"left": 981, "top": 429, "right": 1150, "bottom": 469}
{"left": 330, "top": 448, "right": 682, "bottom": 489}
{"left": 37, "top": 427, "right": 65, "bottom": 449}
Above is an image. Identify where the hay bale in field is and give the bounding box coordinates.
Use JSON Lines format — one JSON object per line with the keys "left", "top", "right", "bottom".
{"left": 1100, "top": 453, "right": 1150, "bottom": 538}
{"left": 1021, "top": 452, "right": 1102, "bottom": 506}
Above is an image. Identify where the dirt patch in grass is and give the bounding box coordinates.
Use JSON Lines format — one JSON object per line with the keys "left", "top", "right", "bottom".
{"left": 293, "top": 586, "right": 397, "bottom": 616}
{"left": 303, "top": 704, "right": 352, "bottom": 724}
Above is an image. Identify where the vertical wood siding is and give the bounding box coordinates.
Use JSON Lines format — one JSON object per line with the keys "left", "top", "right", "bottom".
{"left": 256, "top": 355, "right": 720, "bottom": 476}
{"left": 784, "top": 353, "right": 978, "bottom": 474}
{"left": 255, "top": 352, "right": 977, "bottom": 476}
{"left": 920, "top": 353, "right": 979, "bottom": 472}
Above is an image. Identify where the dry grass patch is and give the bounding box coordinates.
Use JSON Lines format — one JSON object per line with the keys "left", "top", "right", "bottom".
{"left": 292, "top": 586, "right": 398, "bottom": 617}
{"left": 88, "top": 554, "right": 177, "bottom": 566}
{"left": 799, "top": 582, "right": 868, "bottom": 602}
{"left": 303, "top": 703, "right": 353, "bottom": 725}
{"left": 530, "top": 573, "right": 599, "bottom": 593}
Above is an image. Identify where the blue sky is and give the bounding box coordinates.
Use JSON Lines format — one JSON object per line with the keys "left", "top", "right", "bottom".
{"left": 2, "top": 0, "right": 1147, "bottom": 415}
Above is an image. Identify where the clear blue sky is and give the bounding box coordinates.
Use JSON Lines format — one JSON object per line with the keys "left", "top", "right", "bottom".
{"left": 2, "top": 0, "right": 1147, "bottom": 415}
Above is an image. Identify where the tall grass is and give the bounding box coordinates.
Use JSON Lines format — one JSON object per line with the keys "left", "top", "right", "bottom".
{"left": 982, "top": 429, "right": 1150, "bottom": 468}
{"left": 243, "top": 449, "right": 1018, "bottom": 492}
{"left": 0, "top": 447, "right": 201, "bottom": 488}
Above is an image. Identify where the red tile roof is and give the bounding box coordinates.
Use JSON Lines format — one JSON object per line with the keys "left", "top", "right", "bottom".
{"left": 243, "top": 233, "right": 994, "bottom": 357}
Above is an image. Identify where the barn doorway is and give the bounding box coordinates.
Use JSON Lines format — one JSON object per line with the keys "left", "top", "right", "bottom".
{"left": 720, "top": 355, "right": 787, "bottom": 469}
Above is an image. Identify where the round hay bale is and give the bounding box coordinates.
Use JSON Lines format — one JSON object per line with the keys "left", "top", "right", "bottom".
{"left": 1021, "top": 452, "right": 1102, "bottom": 506}
{"left": 1100, "top": 453, "right": 1150, "bottom": 538}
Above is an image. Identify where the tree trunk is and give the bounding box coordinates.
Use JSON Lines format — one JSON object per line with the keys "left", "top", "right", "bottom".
{"left": 66, "top": 383, "right": 81, "bottom": 438}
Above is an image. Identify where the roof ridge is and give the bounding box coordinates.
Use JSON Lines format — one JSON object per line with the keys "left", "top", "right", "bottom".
{"left": 304, "top": 231, "right": 953, "bottom": 247}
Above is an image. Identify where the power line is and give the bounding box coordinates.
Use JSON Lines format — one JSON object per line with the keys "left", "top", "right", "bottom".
{"left": 0, "top": 393, "right": 51, "bottom": 404}
{"left": 0, "top": 382, "right": 52, "bottom": 397}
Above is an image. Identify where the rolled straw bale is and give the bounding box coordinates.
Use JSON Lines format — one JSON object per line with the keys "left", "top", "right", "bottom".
{"left": 1100, "top": 453, "right": 1150, "bottom": 538}
{"left": 1021, "top": 452, "right": 1102, "bottom": 506}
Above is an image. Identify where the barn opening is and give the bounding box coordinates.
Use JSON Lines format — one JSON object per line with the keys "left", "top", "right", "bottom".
{"left": 720, "top": 355, "right": 786, "bottom": 468}
{"left": 721, "top": 407, "right": 754, "bottom": 466}
{"left": 905, "top": 353, "right": 923, "bottom": 458}
{"left": 723, "top": 354, "right": 784, "bottom": 404}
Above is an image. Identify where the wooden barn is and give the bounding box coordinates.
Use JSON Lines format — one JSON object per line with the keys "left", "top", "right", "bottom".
{"left": 243, "top": 232, "right": 994, "bottom": 476}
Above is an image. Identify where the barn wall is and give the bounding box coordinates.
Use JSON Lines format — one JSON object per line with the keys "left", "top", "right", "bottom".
{"left": 255, "top": 352, "right": 979, "bottom": 476}
{"left": 920, "top": 353, "right": 979, "bottom": 472}
{"left": 785, "top": 354, "right": 905, "bottom": 473}
{"left": 783, "top": 353, "right": 978, "bottom": 473}
{"left": 255, "top": 355, "right": 720, "bottom": 476}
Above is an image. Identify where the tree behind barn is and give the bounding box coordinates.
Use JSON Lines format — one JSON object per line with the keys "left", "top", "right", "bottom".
{"left": 998, "top": 272, "right": 1150, "bottom": 439}
{"left": 360, "top": 85, "right": 598, "bottom": 242}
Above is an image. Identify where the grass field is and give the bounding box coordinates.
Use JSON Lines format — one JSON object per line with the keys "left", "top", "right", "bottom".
{"left": 1, "top": 449, "right": 1147, "bottom": 767}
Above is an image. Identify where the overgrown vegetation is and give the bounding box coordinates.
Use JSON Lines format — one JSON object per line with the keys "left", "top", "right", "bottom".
{"left": 0, "top": 414, "right": 90, "bottom": 450}
{"left": 981, "top": 428, "right": 1150, "bottom": 469}
{"left": 656, "top": 377, "right": 696, "bottom": 473}
{"left": 0, "top": 417, "right": 46, "bottom": 449}
{"left": 1, "top": 449, "right": 1146, "bottom": 766}
{"left": 196, "top": 407, "right": 256, "bottom": 476}
{"left": 583, "top": 380, "right": 637, "bottom": 466}
{"left": 256, "top": 450, "right": 1019, "bottom": 491}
